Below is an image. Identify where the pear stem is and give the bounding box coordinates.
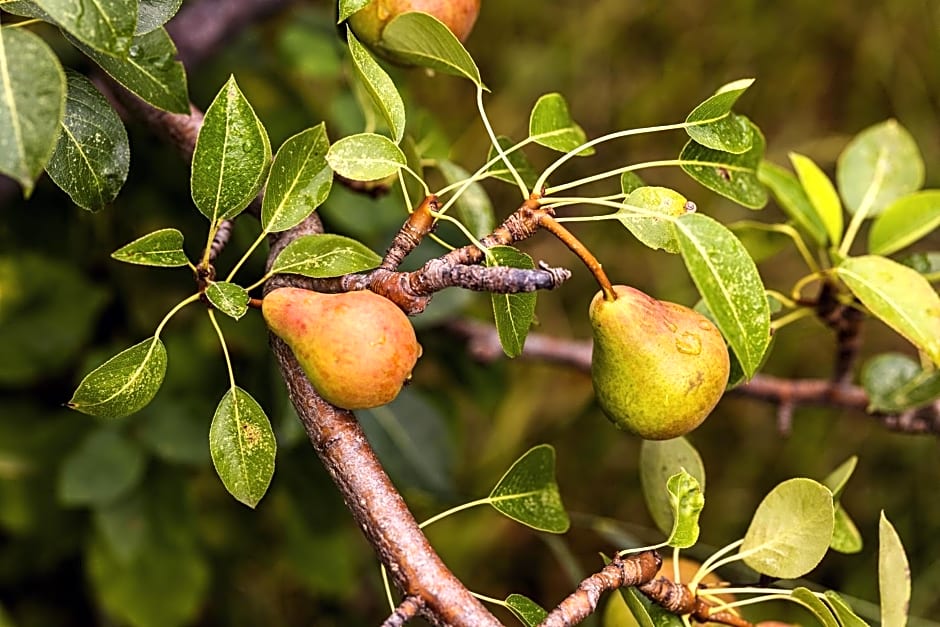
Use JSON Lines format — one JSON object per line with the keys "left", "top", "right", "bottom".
{"left": 538, "top": 214, "right": 616, "bottom": 301}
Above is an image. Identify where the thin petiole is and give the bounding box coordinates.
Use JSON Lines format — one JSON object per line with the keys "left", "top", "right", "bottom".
{"left": 206, "top": 309, "right": 237, "bottom": 390}
{"left": 771, "top": 307, "right": 815, "bottom": 332}
{"left": 154, "top": 293, "right": 202, "bottom": 339}
{"left": 226, "top": 231, "right": 267, "bottom": 282}
{"left": 476, "top": 87, "right": 528, "bottom": 198}
{"left": 418, "top": 497, "right": 492, "bottom": 529}
{"left": 688, "top": 539, "right": 743, "bottom": 591}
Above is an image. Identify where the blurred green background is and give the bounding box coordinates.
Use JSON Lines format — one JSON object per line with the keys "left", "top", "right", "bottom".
{"left": 1, "top": 1, "right": 939, "bottom": 625}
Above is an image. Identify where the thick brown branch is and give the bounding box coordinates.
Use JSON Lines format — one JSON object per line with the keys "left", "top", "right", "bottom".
{"left": 382, "top": 196, "right": 439, "bottom": 270}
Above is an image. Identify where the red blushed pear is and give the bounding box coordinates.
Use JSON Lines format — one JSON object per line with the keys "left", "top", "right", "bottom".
{"left": 589, "top": 285, "right": 730, "bottom": 440}
{"left": 262, "top": 287, "right": 422, "bottom": 410}
{"left": 348, "top": 0, "right": 481, "bottom": 45}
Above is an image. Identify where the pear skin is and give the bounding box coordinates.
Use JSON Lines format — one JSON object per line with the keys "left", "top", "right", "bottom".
{"left": 348, "top": 0, "right": 481, "bottom": 45}
{"left": 590, "top": 285, "right": 730, "bottom": 439}
{"left": 263, "top": 287, "right": 421, "bottom": 410}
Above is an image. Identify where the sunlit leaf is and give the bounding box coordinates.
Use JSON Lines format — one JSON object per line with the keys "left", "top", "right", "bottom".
{"left": 789, "top": 152, "right": 843, "bottom": 246}
{"left": 836, "top": 255, "right": 940, "bottom": 366}
{"left": 136, "top": 0, "right": 182, "bottom": 35}
{"left": 674, "top": 212, "right": 771, "bottom": 378}
{"left": 868, "top": 190, "right": 940, "bottom": 255}
{"left": 639, "top": 438, "right": 705, "bottom": 537}
{"left": 347, "top": 29, "right": 405, "bottom": 143}
{"left": 205, "top": 282, "right": 249, "bottom": 320}
{"left": 824, "top": 591, "right": 871, "bottom": 627}
{"left": 269, "top": 233, "right": 381, "bottom": 278}
{"left": 505, "top": 594, "right": 548, "bottom": 627}
{"left": 191, "top": 75, "right": 271, "bottom": 222}
{"left": 837, "top": 119, "right": 924, "bottom": 218}
{"left": 58, "top": 428, "right": 145, "bottom": 506}
{"left": 262, "top": 124, "right": 332, "bottom": 233}
{"left": 664, "top": 470, "right": 703, "bottom": 548}
{"left": 209, "top": 387, "right": 276, "bottom": 508}
{"left": 35, "top": 0, "right": 136, "bottom": 56}
{"left": 679, "top": 118, "right": 767, "bottom": 209}
{"left": 45, "top": 70, "right": 129, "bottom": 211}
{"left": 791, "top": 587, "right": 839, "bottom": 627}
{"left": 879, "top": 512, "right": 910, "bottom": 627}
{"left": 0, "top": 26, "right": 66, "bottom": 197}
{"left": 488, "top": 444, "right": 569, "bottom": 533}
{"left": 437, "top": 159, "right": 495, "bottom": 239}
{"left": 861, "top": 353, "right": 940, "bottom": 413}
{"left": 821, "top": 456, "right": 857, "bottom": 500}
{"left": 616, "top": 186, "right": 693, "bottom": 253}
{"left": 326, "top": 132, "right": 405, "bottom": 181}
{"left": 741, "top": 477, "right": 834, "bottom": 579}
{"left": 831, "top": 505, "right": 863, "bottom": 554}
{"left": 620, "top": 171, "right": 645, "bottom": 195}
{"left": 379, "top": 11, "right": 483, "bottom": 87}
{"left": 112, "top": 228, "right": 189, "bottom": 267}
{"left": 338, "top": 0, "right": 370, "bottom": 22}
{"left": 758, "top": 160, "right": 829, "bottom": 246}
{"left": 69, "top": 337, "right": 168, "bottom": 419}
{"left": 685, "top": 78, "right": 755, "bottom": 154}
{"left": 528, "top": 92, "right": 593, "bottom": 155}
{"left": 487, "top": 246, "right": 536, "bottom": 358}
{"left": 485, "top": 136, "right": 539, "bottom": 190}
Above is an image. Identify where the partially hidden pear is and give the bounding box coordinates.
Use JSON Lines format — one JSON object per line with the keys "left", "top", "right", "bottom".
{"left": 263, "top": 287, "right": 422, "bottom": 410}
{"left": 590, "top": 285, "right": 730, "bottom": 440}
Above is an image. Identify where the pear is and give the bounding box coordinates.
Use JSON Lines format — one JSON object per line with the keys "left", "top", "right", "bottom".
{"left": 590, "top": 285, "right": 729, "bottom": 440}
{"left": 263, "top": 287, "right": 422, "bottom": 410}
{"left": 348, "top": 0, "right": 481, "bottom": 46}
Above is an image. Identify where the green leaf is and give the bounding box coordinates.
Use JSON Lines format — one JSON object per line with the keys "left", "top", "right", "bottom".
{"left": 861, "top": 353, "right": 940, "bottom": 412}
{"left": 868, "top": 190, "right": 940, "bottom": 255}
{"left": 379, "top": 11, "right": 483, "bottom": 87}
{"left": 136, "top": 0, "right": 182, "bottom": 35}
{"left": 758, "top": 160, "right": 829, "bottom": 246}
{"left": 879, "top": 512, "right": 910, "bottom": 627}
{"left": 191, "top": 75, "right": 271, "bottom": 222}
{"left": 269, "top": 233, "right": 381, "bottom": 278}
{"left": 72, "top": 27, "right": 188, "bottom": 114}
{"left": 685, "top": 78, "right": 755, "bottom": 154}
{"left": 209, "top": 387, "right": 276, "bottom": 508}
{"left": 326, "top": 132, "right": 405, "bottom": 181}
{"left": 831, "top": 505, "right": 863, "bottom": 554}
{"left": 603, "top": 589, "right": 641, "bottom": 627}
{"left": 35, "top": 0, "right": 136, "bottom": 56}
{"left": 823, "top": 591, "right": 871, "bottom": 627}
{"left": 789, "top": 152, "right": 843, "bottom": 246}
{"left": 0, "top": 1, "right": 53, "bottom": 18}
{"left": 505, "top": 594, "right": 548, "bottom": 627}
{"left": 674, "top": 212, "right": 771, "bottom": 378}
{"left": 620, "top": 171, "right": 645, "bottom": 195}
{"left": 205, "top": 282, "right": 249, "bottom": 320}
{"left": 485, "top": 136, "right": 539, "bottom": 190}
{"left": 437, "top": 159, "right": 495, "bottom": 239}
{"left": 836, "top": 255, "right": 940, "bottom": 366}
{"left": 621, "top": 587, "right": 684, "bottom": 627}
{"left": 0, "top": 26, "right": 66, "bottom": 197}
{"left": 616, "top": 186, "right": 693, "bottom": 253}
{"left": 93, "top": 492, "right": 148, "bottom": 562}
{"left": 69, "top": 337, "right": 168, "bottom": 419}
{"left": 664, "top": 470, "right": 703, "bottom": 549}
{"left": 111, "top": 228, "right": 189, "bottom": 267}
{"left": 262, "top": 124, "right": 333, "bottom": 233}
{"left": 791, "top": 587, "right": 839, "bottom": 627}
{"left": 740, "top": 477, "right": 834, "bottom": 579}
{"left": 899, "top": 251, "right": 940, "bottom": 282}
{"left": 487, "top": 246, "right": 537, "bottom": 358}
{"left": 347, "top": 29, "right": 405, "bottom": 143}
{"left": 58, "top": 428, "right": 145, "bottom": 506}
{"left": 45, "top": 70, "right": 129, "bottom": 211}
{"left": 488, "top": 444, "right": 569, "bottom": 533}
{"left": 821, "top": 456, "right": 857, "bottom": 500}
{"left": 639, "top": 437, "right": 705, "bottom": 537}
{"left": 528, "top": 92, "right": 593, "bottom": 155}
{"left": 837, "top": 119, "right": 924, "bottom": 218}
{"left": 337, "top": 0, "right": 370, "bottom": 22}
{"left": 679, "top": 118, "right": 767, "bottom": 209}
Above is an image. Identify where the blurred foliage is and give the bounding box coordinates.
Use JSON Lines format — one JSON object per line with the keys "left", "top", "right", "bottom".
{"left": 2, "top": 1, "right": 940, "bottom": 625}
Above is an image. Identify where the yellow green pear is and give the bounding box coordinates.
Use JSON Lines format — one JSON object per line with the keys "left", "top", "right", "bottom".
{"left": 590, "top": 285, "right": 730, "bottom": 439}
{"left": 263, "top": 287, "right": 422, "bottom": 410}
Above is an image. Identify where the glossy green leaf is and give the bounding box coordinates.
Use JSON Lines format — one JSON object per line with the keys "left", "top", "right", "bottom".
{"left": 487, "top": 246, "right": 537, "bottom": 358}
{"left": 488, "top": 444, "right": 569, "bottom": 533}
{"left": 620, "top": 171, "right": 645, "bottom": 195}
{"left": 639, "top": 438, "right": 705, "bottom": 537}
{"left": 861, "top": 353, "right": 940, "bottom": 412}
{"left": 674, "top": 212, "right": 771, "bottom": 378}
{"left": 485, "top": 136, "right": 539, "bottom": 190}
{"left": 0, "top": 1, "right": 52, "bottom": 18}
{"left": 209, "top": 387, "right": 276, "bottom": 508}
{"left": 72, "top": 27, "right": 188, "bottom": 114}
{"left": 58, "top": 428, "right": 145, "bottom": 506}
{"left": 789, "top": 152, "right": 843, "bottom": 246}
{"left": 831, "top": 505, "right": 863, "bottom": 554}
{"left": 338, "top": 0, "right": 370, "bottom": 22}
{"left": 45, "top": 70, "right": 129, "bottom": 211}
{"left": 269, "top": 233, "right": 381, "bottom": 278}
{"left": 603, "top": 589, "right": 641, "bottom": 627}
{"left": 191, "top": 76, "right": 271, "bottom": 222}
{"left": 837, "top": 119, "right": 924, "bottom": 218}
{"left": 379, "top": 11, "right": 483, "bottom": 87}
{"left": 205, "top": 282, "right": 249, "bottom": 320}
{"left": 69, "top": 337, "right": 167, "bottom": 419}
{"left": 741, "top": 478, "right": 834, "bottom": 579}
{"left": 111, "top": 228, "right": 189, "bottom": 267}
{"left": 679, "top": 118, "right": 767, "bottom": 209}
{"left": 528, "top": 92, "right": 593, "bottom": 155}
{"left": 326, "top": 132, "right": 405, "bottom": 181}
{"left": 758, "top": 160, "right": 829, "bottom": 246}
{"left": 824, "top": 591, "right": 871, "bottom": 627}
{"left": 136, "top": 0, "right": 182, "bottom": 34}
{"left": 262, "top": 124, "right": 333, "bottom": 233}
{"left": 616, "top": 186, "right": 693, "bottom": 253}
{"left": 685, "top": 78, "right": 755, "bottom": 154}
{"left": 505, "top": 594, "right": 548, "bottom": 627}
{"left": 879, "top": 512, "right": 910, "bottom": 627}
{"left": 836, "top": 255, "right": 940, "bottom": 366}
{"left": 665, "top": 470, "right": 703, "bottom": 548}
{"left": 621, "top": 587, "right": 684, "bottom": 627}
{"left": 0, "top": 27, "right": 66, "bottom": 197}
{"left": 868, "top": 190, "right": 940, "bottom": 255}
{"left": 347, "top": 29, "right": 405, "bottom": 143}
{"left": 791, "top": 587, "right": 839, "bottom": 627}
{"left": 35, "top": 0, "right": 136, "bottom": 56}
{"left": 899, "top": 251, "right": 940, "bottom": 282}
{"left": 822, "top": 456, "right": 857, "bottom": 500}
{"left": 437, "top": 159, "right": 495, "bottom": 239}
